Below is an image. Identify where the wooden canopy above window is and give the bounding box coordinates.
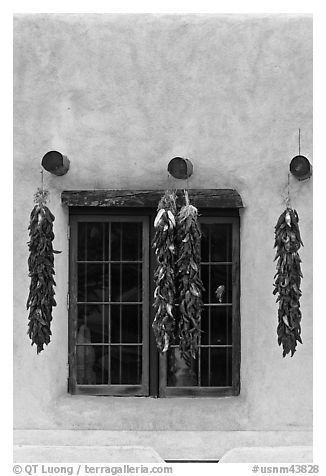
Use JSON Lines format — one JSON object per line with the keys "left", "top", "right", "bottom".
{"left": 61, "top": 189, "right": 243, "bottom": 208}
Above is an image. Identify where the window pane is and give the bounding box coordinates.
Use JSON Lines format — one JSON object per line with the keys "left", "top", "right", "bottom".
{"left": 110, "top": 305, "right": 120, "bottom": 342}
{"left": 211, "top": 306, "right": 232, "bottom": 345}
{"left": 122, "top": 223, "right": 142, "bottom": 261}
{"left": 200, "top": 347, "right": 209, "bottom": 386}
{"left": 110, "top": 264, "right": 142, "bottom": 302}
{"left": 210, "top": 347, "right": 232, "bottom": 387}
{"left": 76, "top": 344, "right": 109, "bottom": 385}
{"left": 78, "top": 263, "right": 104, "bottom": 302}
{"left": 77, "top": 222, "right": 106, "bottom": 261}
{"left": 122, "top": 264, "right": 142, "bottom": 302}
{"left": 110, "top": 304, "right": 142, "bottom": 343}
{"left": 111, "top": 223, "right": 122, "bottom": 261}
{"left": 210, "top": 224, "right": 232, "bottom": 262}
{"left": 199, "top": 347, "right": 232, "bottom": 387}
{"left": 200, "top": 223, "right": 232, "bottom": 263}
{"left": 200, "top": 265, "right": 209, "bottom": 302}
{"left": 201, "top": 264, "right": 232, "bottom": 303}
{"left": 200, "top": 307, "right": 209, "bottom": 345}
{"left": 77, "top": 264, "right": 86, "bottom": 301}
{"left": 111, "top": 264, "right": 121, "bottom": 301}
{"left": 167, "top": 347, "right": 198, "bottom": 387}
{"left": 77, "top": 222, "right": 86, "bottom": 261}
{"left": 200, "top": 306, "right": 232, "bottom": 345}
{"left": 111, "top": 345, "right": 142, "bottom": 384}
{"left": 201, "top": 223, "right": 210, "bottom": 262}
{"left": 121, "top": 305, "right": 142, "bottom": 343}
{"left": 210, "top": 265, "right": 232, "bottom": 303}
{"left": 77, "top": 304, "right": 108, "bottom": 343}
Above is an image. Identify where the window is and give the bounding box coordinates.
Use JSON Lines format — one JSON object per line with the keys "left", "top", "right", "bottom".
{"left": 68, "top": 209, "right": 240, "bottom": 397}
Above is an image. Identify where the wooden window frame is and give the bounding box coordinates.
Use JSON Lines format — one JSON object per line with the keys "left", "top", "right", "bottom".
{"left": 68, "top": 213, "right": 150, "bottom": 396}
{"left": 68, "top": 207, "right": 240, "bottom": 397}
{"left": 159, "top": 215, "right": 240, "bottom": 397}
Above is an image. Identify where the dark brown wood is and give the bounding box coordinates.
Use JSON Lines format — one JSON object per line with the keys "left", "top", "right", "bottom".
{"left": 62, "top": 189, "right": 243, "bottom": 209}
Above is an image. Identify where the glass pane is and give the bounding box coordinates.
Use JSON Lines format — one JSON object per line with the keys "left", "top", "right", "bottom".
{"left": 94, "top": 345, "right": 109, "bottom": 384}
{"left": 110, "top": 305, "right": 120, "bottom": 343}
{"left": 200, "top": 307, "right": 209, "bottom": 345}
{"left": 167, "top": 348, "right": 198, "bottom": 387}
{"left": 110, "top": 305, "right": 142, "bottom": 343}
{"left": 76, "top": 344, "right": 109, "bottom": 385}
{"left": 122, "top": 305, "right": 142, "bottom": 343}
{"left": 103, "top": 265, "right": 110, "bottom": 301}
{"left": 211, "top": 306, "right": 232, "bottom": 345}
{"left": 210, "top": 224, "right": 232, "bottom": 262}
{"left": 200, "top": 347, "right": 209, "bottom": 386}
{"left": 86, "top": 263, "right": 104, "bottom": 302}
{"left": 201, "top": 264, "right": 232, "bottom": 303}
{"left": 122, "top": 223, "right": 142, "bottom": 261}
{"left": 201, "top": 223, "right": 209, "bottom": 262}
{"left": 77, "top": 222, "right": 87, "bottom": 261}
{"left": 210, "top": 347, "right": 232, "bottom": 387}
{"left": 111, "top": 223, "right": 121, "bottom": 261}
{"left": 200, "top": 306, "right": 232, "bottom": 345}
{"left": 111, "top": 345, "right": 142, "bottom": 384}
{"left": 200, "top": 223, "right": 232, "bottom": 263}
{"left": 77, "top": 222, "right": 105, "bottom": 261}
{"left": 210, "top": 265, "right": 232, "bottom": 303}
{"left": 199, "top": 347, "right": 232, "bottom": 387}
{"left": 200, "top": 265, "right": 209, "bottom": 303}
{"left": 77, "top": 304, "right": 108, "bottom": 343}
{"left": 111, "top": 264, "right": 121, "bottom": 301}
{"left": 78, "top": 263, "right": 104, "bottom": 302}
{"left": 122, "top": 264, "right": 142, "bottom": 302}
{"left": 77, "top": 264, "right": 86, "bottom": 301}
{"left": 111, "top": 264, "right": 142, "bottom": 302}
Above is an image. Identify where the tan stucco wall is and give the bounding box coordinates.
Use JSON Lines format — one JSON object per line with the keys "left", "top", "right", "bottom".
{"left": 13, "top": 14, "right": 313, "bottom": 458}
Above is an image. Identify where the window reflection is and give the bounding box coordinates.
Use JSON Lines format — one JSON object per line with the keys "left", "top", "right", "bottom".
{"left": 167, "top": 348, "right": 198, "bottom": 387}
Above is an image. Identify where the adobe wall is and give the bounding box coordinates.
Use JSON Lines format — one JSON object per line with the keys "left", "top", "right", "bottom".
{"left": 13, "top": 14, "right": 313, "bottom": 459}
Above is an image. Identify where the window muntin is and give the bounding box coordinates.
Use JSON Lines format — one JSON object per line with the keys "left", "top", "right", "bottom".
{"left": 69, "top": 212, "right": 240, "bottom": 397}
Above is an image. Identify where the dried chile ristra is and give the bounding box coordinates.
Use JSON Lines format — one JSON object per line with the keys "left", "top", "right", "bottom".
{"left": 152, "top": 190, "right": 177, "bottom": 352}
{"left": 273, "top": 207, "right": 303, "bottom": 357}
{"left": 26, "top": 190, "right": 61, "bottom": 353}
{"left": 176, "top": 191, "right": 204, "bottom": 361}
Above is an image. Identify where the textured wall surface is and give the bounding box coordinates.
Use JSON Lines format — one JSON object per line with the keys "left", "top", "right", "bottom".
{"left": 13, "top": 14, "right": 313, "bottom": 458}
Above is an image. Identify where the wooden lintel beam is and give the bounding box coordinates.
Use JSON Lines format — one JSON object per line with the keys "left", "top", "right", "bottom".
{"left": 61, "top": 189, "right": 243, "bottom": 208}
